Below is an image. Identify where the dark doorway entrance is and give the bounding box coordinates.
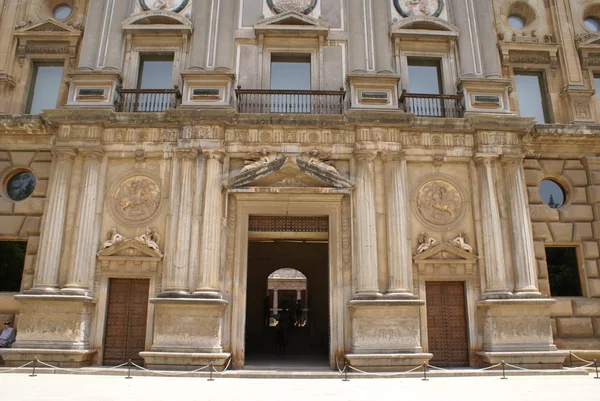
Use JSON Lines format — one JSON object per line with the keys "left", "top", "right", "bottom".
{"left": 103, "top": 278, "right": 150, "bottom": 366}
{"left": 426, "top": 281, "right": 469, "bottom": 367}
{"left": 245, "top": 241, "right": 329, "bottom": 369}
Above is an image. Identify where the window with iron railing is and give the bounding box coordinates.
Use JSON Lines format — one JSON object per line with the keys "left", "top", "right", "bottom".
{"left": 26, "top": 63, "right": 64, "bottom": 114}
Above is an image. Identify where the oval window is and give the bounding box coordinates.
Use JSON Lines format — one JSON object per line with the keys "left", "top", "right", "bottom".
{"left": 508, "top": 15, "right": 526, "bottom": 30}
{"left": 585, "top": 17, "right": 600, "bottom": 32}
{"left": 6, "top": 171, "right": 36, "bottom": 201}
{"left": 53, "top": 4, "right": 72, "bottom": 20}
{"left": 539, "top": 179, "right": 565, "bottom": 209}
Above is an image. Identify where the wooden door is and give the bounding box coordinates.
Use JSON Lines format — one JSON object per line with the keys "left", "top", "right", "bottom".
{"left": 426, "top": 281, "right": 469, "bottom": 367}
{"left": 103, "top": 278, "right": 150, "bottom": 366}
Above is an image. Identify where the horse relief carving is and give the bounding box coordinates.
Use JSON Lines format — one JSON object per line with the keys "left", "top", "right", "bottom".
{"left": 416, "top": 179, "right": 462, "bottom": 227}
{"left": 110, "top": 174, "right": 162, "bottom": 225}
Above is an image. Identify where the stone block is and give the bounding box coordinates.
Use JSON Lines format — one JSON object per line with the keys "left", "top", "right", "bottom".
{"left": 532, "top": 223, "right": 552, "bottom": 241}
{"left": 524, "top": 159, "right": 542, "bottom": 169}
{"left": 558, "top": 205, "right": 593, "bottom": 222}
{"left": 548, "top": 223, "right": 573, "bottom": 242}
{"left": 549, "top": 298, "right": 574, "bottom": 317}
{"left": 572, "top": 299, "right": 600, "bottom": 316}
{"left": 589, "top": 279, "right": 600, "bottom": 297}
{"left": 527, "top": 187, "right": 543, "bottom": 204}
{"left": 9, "top": 152, "right": 35, "bottom": 167}
{"left": 537, "top": 259, "right": 548, "bottom": 279}
{"left": 0, "top": 152, "right": 10, "bottom": 161}
{"left": 534, "top": 241, "right": 547, "bottom": 259}
{"left": 539, "top": 160, "right": 565, "bottom": 175}
{"left": 583, "top": 241, "right": 600, "bottom": 259}
{"left": 554, "top": 338, "right": 600, "bottom": 349}
{"left": 556, "top": 317, "right": 594, "bottom": 337}
{"left": 570, "top": 187, "right": 587, "bottom": 204}
{"left": 591, "top": 171, "right": 600, "bottom": 185}
{"left": 586, "top": 186, "right": 600, "bottom": 203}
{"left": 33, "top": 152, "right": 53, "bottom": 162}
{"left": 551, "top": 318, "right": 557, "bottom": 336}
{"left": 593, "top": 318, "right": 600, "bottom": 336}
{"left": 539, "top": 279, "right": 551, "bottom": 296}
{"left": 18, "top": 217, "right": 40, "bottom": 237}
{"left": 0, "top": 200, "right": 13, "bottom": 214}
{"left": 525, "top": 169, "right": 544, "bottom": 186}
{"left": 593, "top": 222, "right": 600, "bottom": 239}
{"left": 530, "top": 205, "right": 559, "bottom": 222}
{"left": 0, "top": 216, "right": 25, "bottom": 235}
{"left": 563, "top": 170, "right": 588, "bottom": 186}
{"left": 13, "top": 198, "right": 45, "bottom": 215}
{"left": 586, "top": 260, "right": 599, "bottom": 278}
{"left": 564, "top": 160, "right": 585, "bottom": 170}
{"left": 573, "top": 223, "right": 593, "bottom": 240}
{"left": 29, "top": 162, "right": 51, "bottom": 179}
{"left": 32, "top": 179, "right": 48, "bottom": 197}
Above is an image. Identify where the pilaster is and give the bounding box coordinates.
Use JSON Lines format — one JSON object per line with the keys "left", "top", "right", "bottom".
{"left": 30, "top": 149, "right": 76, "bottom": 294}
{"left": 62, "top": 149, "right": 105, "bottom": 295}
{"left": 353, "top": 150, "right": 381, "bottom": 299}
{"left": 382, "top": 152, "right": 413, "bottom": 298}
{"left": 502, "top": 155, "right": 541, "bottom": 297}
{"left": 194, "top": 150, "right": 225, "bottom": 298}
{"left": 474, "top": 154, "right": 510, "bottom": 298}
{"left": 77, "top": 0, "right": 108, "bottom": 69}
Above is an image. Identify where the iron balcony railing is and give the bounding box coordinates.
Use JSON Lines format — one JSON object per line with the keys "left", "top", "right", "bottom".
{"left": 400, "top": 90, "right": 464, "bottom": 118}
{"left": 235, "top": 87, "right": 345, "bottom": 115}
{"left": 116, "top": 87, "right": 181, "bottom": 112}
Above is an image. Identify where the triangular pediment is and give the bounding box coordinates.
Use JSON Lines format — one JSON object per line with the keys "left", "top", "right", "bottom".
{"left": 225, "top": 156, "right": 353, "bottom": 189}
{"left": 577, "top": 33, "right": 600, "bottom": 48}
{"left": 391, "top": 16, "right": 458, "bottom": 39}
{"left": 15, "top": 19, "right": 81, "bottom": 39}
{"left": 254, "top": 11, "right": 329, "bottom": 37}
{"left": 97, "top": 239, "right": 162, "bottom": 260}
{"left": 414, "top": 242, "right": 477, "bottom": 262}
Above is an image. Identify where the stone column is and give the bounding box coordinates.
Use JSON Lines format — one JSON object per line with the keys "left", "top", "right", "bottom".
{"left": 62, "top": 149, "right": 104, "bottom": 294}
{"left": 502, "top": 156, "right": 541, "bottom": 296}
{"left": 372, "top": 0, "right": 393, "bottom": 73}
{"left": 188, "top": 0, "right": 212, "bottom": 69}
{"left": 475, "top": 155, "right": 510, "bottom": 297}
{"left": 194, "top": 150, "right": 225, "bottom": 298}
{"left": 382, "top": 152, "right": 413, "bottom": 297}
{"left": 450, "top": 0, "right": 480, "bottom": 77}
{"left": 353, "top": 151, "right": 381, "bottom": 298}
{"left": 30, "top": 149, "right": 76, "bottom": 293}
{"left": 474, "top": 0, "right": 502, "bottom": 78}
{"left": 273, "top": 290, "right": 278, "bottom": 315}
{"left": 77, "top": 0, "right": 108, "bottom": 69}
{"left": 163, "top": 150, "right": 197, "bottom": 295}
{"left": 214, "top": 0, "right": 236, "bottom": 69}
{"left": 103, "top": 0, "right": 132, "bottom": 70}
{"left": 347, "top": 0, "right": 369, "bottom": 72}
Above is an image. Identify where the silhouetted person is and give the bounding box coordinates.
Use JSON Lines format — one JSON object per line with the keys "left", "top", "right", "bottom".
{"left": 275, "top": 320, "right": 287, "bottom": 355}
{"left": 295, "top": 299, "right": 304, "bottom": 326}
{"left": 264, "top": 296, "right": 271, "bottom": 327}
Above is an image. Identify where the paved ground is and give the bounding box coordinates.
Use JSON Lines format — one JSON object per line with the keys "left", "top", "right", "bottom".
{"left": 0, "top": 372, "right": 598, "bottom": 401}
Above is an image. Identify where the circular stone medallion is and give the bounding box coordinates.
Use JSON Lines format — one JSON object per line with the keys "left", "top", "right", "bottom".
{"left": 110, "top": 172, "right": 162, "bottom": 226}
{"left": 394, "top": 0, "right": 444, "bottom": 18}
{"left": 139, "top": 0, "right": 189, "bottom": 13}
{"left": 267, "top": 0, "right": 318, "bottom": 14}
{"left": 413, "top": 175, "right": 465, "bottom": 229}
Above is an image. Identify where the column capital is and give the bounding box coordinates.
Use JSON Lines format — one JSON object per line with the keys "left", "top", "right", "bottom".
{"left": 381, "top": 151, "right": 405, "bottom": 163}
{"left": 80, "top": 148, "right": 104, "bottom": 162}
{"left": 354, "top": 150, "right": 378, "bottom": 162}
{"left": 501, "top": 154, "right": 525, "bottom": 167}
{"left": 176, "top": 148, "right": 199, "bottom": 160}
{"left": 474, "top": 153, "right": 499, "bottom": 166}
{"left": 52, "top": 148, "right": 77, "bottom": 160}
{"left": 203, "top": 149, "right": 226, "bottom": 162}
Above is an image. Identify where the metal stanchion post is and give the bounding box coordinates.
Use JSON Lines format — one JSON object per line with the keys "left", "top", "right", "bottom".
{"left": 208, "top": 361, "right": 214, "bottom": 381}
{"left": 595, "top": 360, "right": 599, "bottom": 379}
{"left": 422, "top": 362, "right": 429, "bottom": 381}
{"left": 501, "top": 361, "right": 507, "bottom": 380}
{"left": 343, "top": 362, "right": 349, "bottom": 382}
{"left": 126, "top": 359, "right": 132, "bottom": 379}
{"left": 29, "top": 358, "right": 37, "bottom": 377}
{"left": 569, "top": 352, "right": 573, "bottom": 368}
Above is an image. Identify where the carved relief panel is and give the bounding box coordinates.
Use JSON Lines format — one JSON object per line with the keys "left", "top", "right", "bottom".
{"left": 411, "top": 174, "right": 467, "bottom": 231}
{"left": 108, "top": 171, "right": 163, "bottom": 227}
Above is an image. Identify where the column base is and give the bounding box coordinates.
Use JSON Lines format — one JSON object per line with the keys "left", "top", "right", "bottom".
{"left": 157, "top": 290, "right": 191, "bottom": 298}
{"left": 512, "top": 290, "right": 543, "bottom": 298}
{"left": 140, "top": 352, "right": 231, "bottom": 370}
{"left": 345, "top": 353, "right": 433, "bottom": 372}
{"left": 477, "top": 351, "right": 569, "bottom": 369}
{"left": 383, "top": 291, "right": 418, "bottom": 299}
{"left": 191, "top": 290, "right": 223, "bottom": 299}
{"left": 1, "top": 349, "right": 96, "bottom": 368}
{"left": 352, "top": 292, "right": 383, "bottom": 300}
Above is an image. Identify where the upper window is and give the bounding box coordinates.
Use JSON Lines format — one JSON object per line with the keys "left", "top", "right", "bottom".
{"left": 539, "top": 179, "right": 565, "bottom": 209}
{"left": 270, "top": 54, "right": 311, "bottom": 113}
{"left": 546, "top": 247, "right": 582, "bottom": 297}
{"left": 407, "top": 58, "right": 442, "bottom": 95}
{"left": 585, "top": 17, "right": 600, "bottom": 32}
{"left": 53, "top": 4, "right": 72, "bottom": 20}
{"left": 137, "top": 54, "right": 174, "bottom": 90}
{"left": 26, "top": 64, "right": 64, "bottom": 114}
{"left": 508, "top": 15, "right": 526, "bottom": 30}
{"left": 6, "top": 170, "right": 36, "bottom": 202}
{"left": 514, "top": 72, "right": 550, "bottom": 123}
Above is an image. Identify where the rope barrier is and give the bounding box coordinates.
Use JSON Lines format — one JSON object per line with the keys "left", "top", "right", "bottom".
{"left": 0, "top": 360, "right": 33, "bottom": 373}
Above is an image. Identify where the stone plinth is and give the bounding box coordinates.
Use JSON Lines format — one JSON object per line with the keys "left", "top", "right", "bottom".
{"left": 477, "top": 299, "right": 568, "bottom": 368}
{"left": 347, "top": 300, "right": 430, "bottom": 370}
{"left": 66, "top": 71, "right": 123, "bottom": 109}
{"left": 346, "top": 73, "right": 401, "bottom": 110}
{"left": 142, "top": 298, "right": 229, "bottom": 369}
{"left": 180, "top": 70, "right": 235, "bottom": 108}
{"left": 3, "top": 295, "right": 96, "bottom": 367}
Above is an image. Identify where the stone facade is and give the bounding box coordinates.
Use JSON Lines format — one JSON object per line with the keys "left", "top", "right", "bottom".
{"left": 0, "top": 0, "right": 599, "bottom": 370}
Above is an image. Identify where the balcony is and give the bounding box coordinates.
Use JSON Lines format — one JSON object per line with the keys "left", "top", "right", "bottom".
{"left": 400, "top": 90, "right": 464, "bottom": 118}
{"left": 235, "top": 87, "right": 345, "bottom": 115}
{"left": 116, "top": 87, "right": 181, "bottom": 112}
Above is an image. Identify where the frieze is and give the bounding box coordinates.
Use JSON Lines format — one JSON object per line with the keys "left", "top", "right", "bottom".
{"left": 352, "top": 317, "right": 420, "bottom": 349}
{"left": 24, "top": 45, "right": 70, "bottom": 54}
{"left": 108, "top": 171, "right": 163, "bottom": 226}
{"left": 225, "top": 128, "right": 355, "bottom": 144}
{"left": 483, "top": 316, "right": 552, "bottom": 346}
{"left": 508, "top": 55, "right": 551, "bottom": 64}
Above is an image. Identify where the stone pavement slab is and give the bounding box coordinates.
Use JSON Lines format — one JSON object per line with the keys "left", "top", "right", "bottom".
{"left": 0, "top": 373, "right": 598, "bottom": 401}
